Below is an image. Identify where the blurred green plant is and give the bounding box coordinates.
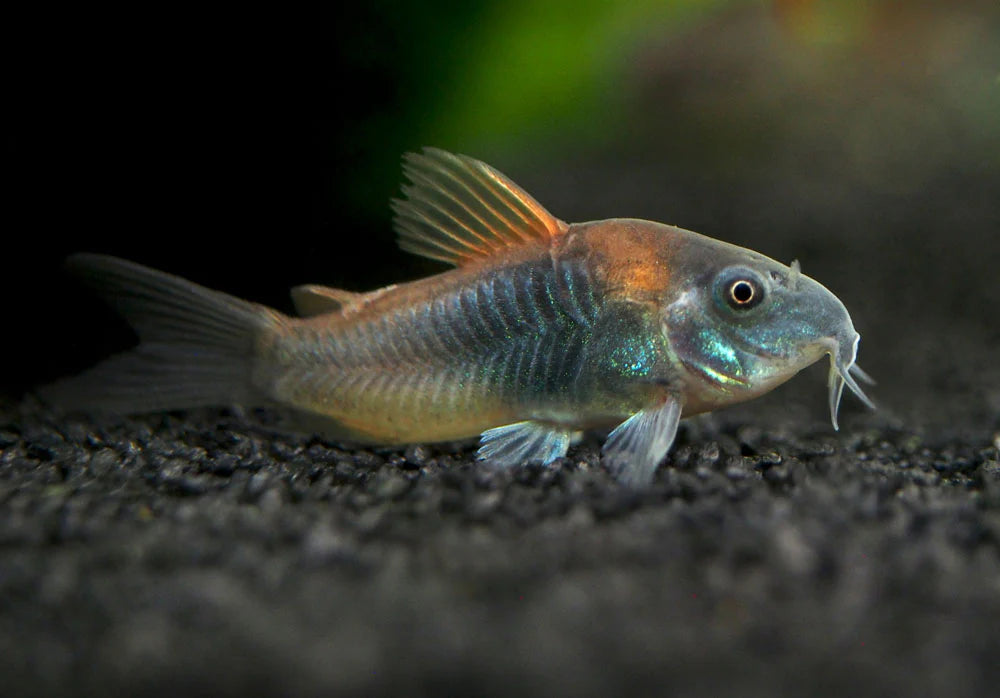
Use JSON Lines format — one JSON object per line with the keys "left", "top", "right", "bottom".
{"left": 322, "top": 0, "right": 999, "bottom": 235}
{"left": 422, "top": 0, "right": 734, "bottom": 153}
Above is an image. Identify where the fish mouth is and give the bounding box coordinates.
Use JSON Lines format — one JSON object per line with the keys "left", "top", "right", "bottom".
{"left": 825, "top": 331, "right": 876, "bottom": 430}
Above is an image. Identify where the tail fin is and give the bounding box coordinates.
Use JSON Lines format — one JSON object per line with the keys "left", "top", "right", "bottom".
{"left": 39, "top": 254, "right": 284, "bottom": 414}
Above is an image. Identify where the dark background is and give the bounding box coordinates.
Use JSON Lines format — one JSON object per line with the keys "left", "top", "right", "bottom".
{"left": 3, "top": 1, "right": 1000, "bottom": 695}
{"left": 4, "top": 2, "right": 490, "bottom": 394}
{"left": 5, "top": 0, "right": 998, "bottom": 415}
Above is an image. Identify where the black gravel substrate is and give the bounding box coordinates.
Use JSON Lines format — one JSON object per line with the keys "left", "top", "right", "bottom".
{"left": 3, "top": 365, "right": 1000, "bottom": 697}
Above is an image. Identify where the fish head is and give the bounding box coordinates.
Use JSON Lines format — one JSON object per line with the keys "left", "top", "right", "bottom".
{"left": 662, "top": 239, "right": 874, "bottom": 427}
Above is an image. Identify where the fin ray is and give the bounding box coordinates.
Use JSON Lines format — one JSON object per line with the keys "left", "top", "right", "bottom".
{"left": 399, "top": 166, "right": 508, "bottom": 250}
{"left": 393, "top": 148, "right": 568, "bottom": 267}
{"left": 477, "top": 421, "right": 573, "bottom": 468}
{"left": 409, "top": 155, "right": 528, "bottom": 244}
{"left": 602, "top": 397, "right": 683, "bottom": 487}
{"left": 396, "top": 197, "right": 494, "bottom": 256}
{"left": 463, "top": 160, "right": 549, "bottom": 241}
{"left": 39, "top": 254, "right": 280, "bottom": 414}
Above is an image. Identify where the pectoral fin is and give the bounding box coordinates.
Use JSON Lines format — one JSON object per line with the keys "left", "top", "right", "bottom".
{"left": 602, "top": 397, "right": 683, "bottom": 487}
{"left": 477, "top": 421, "right": 576, "bottom": 468}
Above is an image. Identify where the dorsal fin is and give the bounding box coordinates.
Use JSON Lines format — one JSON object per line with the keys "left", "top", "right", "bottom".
{"left": 290, "top": 285, "right": 363, "bottom": 317}
{"left": 391, "top": 148, "right": 568, "bottom": 267}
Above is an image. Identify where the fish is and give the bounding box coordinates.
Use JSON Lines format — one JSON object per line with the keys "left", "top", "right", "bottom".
{"left": 40, "top": 148, "right": 875, "bottom": 486}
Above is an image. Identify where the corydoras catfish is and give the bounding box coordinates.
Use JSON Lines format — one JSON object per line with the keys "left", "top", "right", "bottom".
{"left": 41, "top": 148, "right": 874, "bottom": 486}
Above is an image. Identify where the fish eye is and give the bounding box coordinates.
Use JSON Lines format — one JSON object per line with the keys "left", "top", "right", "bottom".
{"left": 716, "top": 268, "right": 767, "bottom": 312}
{"left": 729, "top": 279, "right": 757, "bottom": 306}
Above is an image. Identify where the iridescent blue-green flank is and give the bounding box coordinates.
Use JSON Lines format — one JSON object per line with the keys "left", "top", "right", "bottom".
{"left": 268, "top": 254, "right": 673, "bottom": 442}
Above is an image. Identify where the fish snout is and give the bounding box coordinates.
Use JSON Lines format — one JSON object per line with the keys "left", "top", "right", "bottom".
{"left": 790, "top": 277, "right": 875, "bottom": 429}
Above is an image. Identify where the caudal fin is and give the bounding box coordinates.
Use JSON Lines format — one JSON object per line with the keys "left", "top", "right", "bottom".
{"left": 39, "top": 254, "right": 283, "bottom": 414}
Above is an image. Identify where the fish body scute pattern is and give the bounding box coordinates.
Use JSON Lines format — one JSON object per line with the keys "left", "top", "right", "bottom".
{"left": 264, "top": 254, "right": 648, "bottom": 443}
